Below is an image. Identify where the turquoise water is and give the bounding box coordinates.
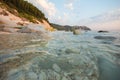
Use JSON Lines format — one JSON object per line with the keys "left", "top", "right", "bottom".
{"left": 47, "top": 31, "right": 120, "bottom": 80}
{"left": 0, "top": 31, "right": 120, "bottom": 80}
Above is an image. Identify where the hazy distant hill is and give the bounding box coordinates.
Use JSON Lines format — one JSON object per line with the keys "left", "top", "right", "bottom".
{"left": 50, "top": 23, "right": 91, "bottom": 31}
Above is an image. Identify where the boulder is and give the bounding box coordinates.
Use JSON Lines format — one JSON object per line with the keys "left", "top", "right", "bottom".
{"left": 73, "top": 29, "right": 80, "bottom": 35}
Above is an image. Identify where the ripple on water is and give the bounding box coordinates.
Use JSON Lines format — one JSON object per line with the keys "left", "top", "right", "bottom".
{"left": 0, "top": 31, "right": 120, "bottom": 80}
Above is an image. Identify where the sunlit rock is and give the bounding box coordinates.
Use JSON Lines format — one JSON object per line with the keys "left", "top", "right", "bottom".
{"left": 73, "top": 29, "right": 80, "bottom": 35}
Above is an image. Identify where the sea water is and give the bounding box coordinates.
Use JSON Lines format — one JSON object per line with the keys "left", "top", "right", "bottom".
{"left": 0, "top": 31, "right": 120, "bottom": 80}
{"left": 47, "top": 31, "right": 120, "bottom": 80}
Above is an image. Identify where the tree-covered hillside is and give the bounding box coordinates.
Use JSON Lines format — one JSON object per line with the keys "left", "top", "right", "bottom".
{"left": 0, "top": 0, "right": 48, "bottom": 23}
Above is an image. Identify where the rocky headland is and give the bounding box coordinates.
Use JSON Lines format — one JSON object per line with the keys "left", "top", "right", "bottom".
{"left": 51, "top": 23, "right": 91, "bottom": 31}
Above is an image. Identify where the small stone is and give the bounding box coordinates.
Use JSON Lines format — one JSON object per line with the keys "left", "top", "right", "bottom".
{"left": 53, "top": 63, "right": 61, "bottom": 72}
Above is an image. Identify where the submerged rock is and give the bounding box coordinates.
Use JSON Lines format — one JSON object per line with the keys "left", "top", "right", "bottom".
{"left": 94, "top": 36, "right": 117, "bottom": 41}
{"left": 52, "top": 63, "right": 61, "bottom": 72}
{"left": 38, "top": 71, "right": 46, "bottom": 80}
{"left": 115, "top": 45, "right": 120, "bottom": 47}
{"left": 26, "top": 72, "right": 38, "bottom": 80}
{"left": 17, "top": 24, "right": 47, "bottom": 34}
{"left": 98, "top": 30, "right": 109, "bottom": 33}
{"left": 0, "top": 30, "right": 50, "bottom": 50}
{"left": 65, "top": 48, "right": 80, "bottom": 54}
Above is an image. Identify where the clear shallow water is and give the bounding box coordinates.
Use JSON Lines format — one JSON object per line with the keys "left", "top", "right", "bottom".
{"left": 47, "top": 31, "right": 120, "bottom": 80}
{"left": 0, "top": 31, "right": 120, "bottom": 80}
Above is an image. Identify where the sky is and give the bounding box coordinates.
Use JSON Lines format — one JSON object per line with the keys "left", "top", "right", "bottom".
{"left": 27, "top": 0, "right": 120, "bottom": 31}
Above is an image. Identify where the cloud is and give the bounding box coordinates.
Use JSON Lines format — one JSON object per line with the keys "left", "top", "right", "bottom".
{"left": 55, "top": 13, "right": 69, "bottom": 25}
{"left": 64, "top": 0, "right": 77, "bottom": 10}
{"left": 78, "top": 8, "right": 120, "bottom": 31}
{"left": 64, "top": 3, "right": 74, "bottom": 10}
{"left": 26, "top": 0, "right": 57, "bottom": 18}
{"left": 53, "top": 12, "right": 72, "bottom": 25}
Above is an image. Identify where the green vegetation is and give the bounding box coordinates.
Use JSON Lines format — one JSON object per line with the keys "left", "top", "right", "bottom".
{"left": 0, "top": 0, "right": 49, "bottom": 23}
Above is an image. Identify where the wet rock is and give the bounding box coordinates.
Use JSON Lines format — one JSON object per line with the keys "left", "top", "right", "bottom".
{"left": 98, "top": 30, "right": 109, "bottom": 33}
{"left": 53, "top": 63, "right": 61, "bottom": 72}
{"left": 101, "top": 41, "right": 112, "bottom": 44}
{"left": 65, "top": 48, "right": 80, "bottom": 54}
{"left": 73, "top": 29, "right": 80, "bottom": 35}
{"left": 115, "top": 45, "right": 120, "bottom": 47}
